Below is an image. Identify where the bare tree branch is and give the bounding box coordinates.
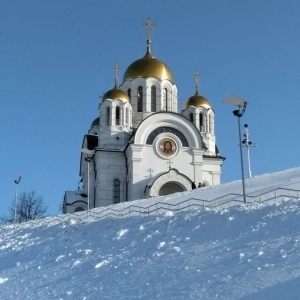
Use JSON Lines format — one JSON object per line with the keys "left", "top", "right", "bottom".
{"left": 1, "top": 191, "right": 47, "bottom": 223}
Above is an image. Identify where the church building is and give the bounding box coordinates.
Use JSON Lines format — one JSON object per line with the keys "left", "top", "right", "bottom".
{"left": 63, "top": 19, "right": 225, "bottom": 214}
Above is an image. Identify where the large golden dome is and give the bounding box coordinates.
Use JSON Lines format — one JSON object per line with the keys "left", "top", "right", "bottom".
{"left": 123, "top": 42, "right": 174, "bottom": 83}
{"left": 184, "top": 91, "right": 211, "bottom": 109}
{"left": 102, "top": 84, "right": 130, "bottom": 103}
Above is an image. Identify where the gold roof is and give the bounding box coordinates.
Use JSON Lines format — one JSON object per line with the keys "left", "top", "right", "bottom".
{"left": 184, "top": 91, "right": 211, "bottom": 109}
{"left": 123, "top": 41, "right": 174, "bottom": 83}
{"left": 102, "top": 84, "right": 130, "bottom": 103}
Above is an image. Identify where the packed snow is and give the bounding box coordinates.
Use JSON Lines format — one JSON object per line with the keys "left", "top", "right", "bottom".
{"left": 1, "top": 168, "right": 300, "bottom": 299}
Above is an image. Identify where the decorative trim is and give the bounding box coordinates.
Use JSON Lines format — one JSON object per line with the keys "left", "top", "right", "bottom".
{"left": 146, "top": 126, "right": 188, "bottom": 147}
{"left": 146, "top": 169, "right": 191, "bottom": 197}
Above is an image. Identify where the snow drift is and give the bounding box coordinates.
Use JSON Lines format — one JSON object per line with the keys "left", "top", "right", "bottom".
{"left": 1, "top": 168, "right": 300, "bottom": 299}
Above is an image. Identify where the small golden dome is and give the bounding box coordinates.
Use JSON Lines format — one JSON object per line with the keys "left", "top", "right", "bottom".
{"left": 184, "top": 91, "right": 211, "bottom": 109}
{"left": 123, "top": 43, "right": 174, "bottom": 83}
{"left": 102, "top": 84, "right": 130, "bottom": 103}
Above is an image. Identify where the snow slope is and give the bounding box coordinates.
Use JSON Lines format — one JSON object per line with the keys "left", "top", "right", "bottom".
{"left": 1, "top": 168, "right": 300, "bottom": 300}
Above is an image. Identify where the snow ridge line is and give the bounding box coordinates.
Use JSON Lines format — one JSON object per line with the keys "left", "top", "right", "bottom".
{"left": 2, "top": 186, "right": 300, "bottom": 230}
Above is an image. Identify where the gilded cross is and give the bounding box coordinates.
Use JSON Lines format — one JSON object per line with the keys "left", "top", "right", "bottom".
{"left": 113, "top": 64, "right": 121, "bottom": 85}
{"left": 142, "top": 17, "right": 156, "bottom": 40}
{"left": 194, "top": 71, "right": 201, "bottom": 93}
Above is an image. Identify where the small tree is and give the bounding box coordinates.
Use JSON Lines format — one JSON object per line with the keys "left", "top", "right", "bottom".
{"left": 2, "top": 191, "right": 47, "bottom": 223}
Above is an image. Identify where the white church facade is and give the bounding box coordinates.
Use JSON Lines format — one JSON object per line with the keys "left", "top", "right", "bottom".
{"left": 63, "top": 20, "right": 225, "bottom": 214}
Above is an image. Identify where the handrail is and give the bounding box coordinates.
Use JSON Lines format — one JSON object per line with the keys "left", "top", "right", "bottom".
{"left": 3, "top": 186, "right": 300, "bottom": 228}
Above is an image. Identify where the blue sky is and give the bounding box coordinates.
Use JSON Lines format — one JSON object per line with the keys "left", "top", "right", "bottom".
{"left": 1, "top": 0, "right": 300, "bottom": 217}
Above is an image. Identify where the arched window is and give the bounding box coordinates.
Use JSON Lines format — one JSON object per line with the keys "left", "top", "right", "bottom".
{"left": 146, "top": 126, "right": 189, "bottom": 147}
{"left": 151, "top": 86, "right": 156, "bottom": 112}
{"left": 113, "top": 179, "right": 120, "bottom": 204}
{"left": 127, "top": 88, "right": 131, "bottom": 101}
{"left": 137, "top": 86, "right": 143, "bottom": 112}
{"left": 200, "top": 112, "right": 204, "bottom": 131}
{"left": 163, "top": 88, "right": 168, "bottom": 110}
{"left": 106, "top": 107, "right": 110, "bottom": 126}
{"left": 190, "top": 113, "right": 193, "bottom": 123}
{"left": 74, "top": 206, "right": 84, "bottom": 212}
{"left": 126, "top": 107, "right": 129, "bottom": 127}
{"left": 209, "top": 114, "right": 213, "bottom": 134}
{"left": 116, "top": 106, "right": 120, "bottom": 125}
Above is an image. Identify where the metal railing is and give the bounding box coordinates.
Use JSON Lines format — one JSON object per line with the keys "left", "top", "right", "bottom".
{"left": 4, "top": 186, "right": 299, "bottom": 229}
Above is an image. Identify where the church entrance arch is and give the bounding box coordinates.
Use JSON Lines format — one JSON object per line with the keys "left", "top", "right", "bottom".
{"left": 159, "top": 181, "right": 185, "bottom": 196}
{"left": 146, "top": 169, "right": 192, "bottom": 198}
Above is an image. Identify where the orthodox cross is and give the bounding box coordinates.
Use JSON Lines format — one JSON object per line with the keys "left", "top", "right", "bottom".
{"left": 167, "top": 160, "right": 173, "bottom": 170}
{"left": 113, "top": 64, "right": 121, "bottom": 86}
{"left": 147, "top": 168, "right": 154, "bottom": 177}
{"left": 142, "top": 17, "right": 156, "bottom": 40}
{"left": 194, "top": 71, "right": 201, "bottom": 94}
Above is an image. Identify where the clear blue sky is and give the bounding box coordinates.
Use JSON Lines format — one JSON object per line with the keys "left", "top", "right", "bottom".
{"left": 1, "top": 0, "right": 300, "bottom": 217}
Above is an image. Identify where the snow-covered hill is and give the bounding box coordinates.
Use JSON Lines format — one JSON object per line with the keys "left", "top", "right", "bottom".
{"left": 1, "top": 168, "right": 300, "bottom": 300}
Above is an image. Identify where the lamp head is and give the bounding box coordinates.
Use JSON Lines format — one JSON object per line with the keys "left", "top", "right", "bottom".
{"left": 12, "top": 174, "right": 21, "bottom": 184}
{"left": 233, "top": 110, "right": 240, "bottom": 116}
{"left": 224, "top": 95, "right": 249, "bottom": 107}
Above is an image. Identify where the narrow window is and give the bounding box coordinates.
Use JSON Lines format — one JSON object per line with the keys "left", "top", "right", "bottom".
{"left": 137, "top": 86, "right": 143, "bottom": 112}
{"left": 200, "top": 113, "right": 204, "bottom": 131}
{"left": 209, "top": 114, "right": 213, "bottom": 134}
{"left": 116, "top": 106, "right": 120, "bottom": 125}
{"left": 127, "top": 88, "right": 131, "bottom": 101}
{"left": 113, "top": 179, "right": 120, "bottom": 204}
{"left": 163, "top": 88, "right": 168, "bottom": 110}
{"left": 190, "top": 113, "right": 193, "bottom": 123}
{"left": 151, "top": 86, "right": 156, "bottom": 112}
{"left": 126, "top": 107, "right": 129, "bottom": 127}
{"left": 106, "top": 107, "right": 110, "bottom": 126}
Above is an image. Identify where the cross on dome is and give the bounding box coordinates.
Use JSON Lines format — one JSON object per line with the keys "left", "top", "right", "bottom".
{"left": 141, "top": 17, "right": 156, "bottom": 41}
{"left": 194, "top": 71, "right": 201, "bottom": 94}
{"left": 113, "top": 64, "right": 121, "bottom": 86}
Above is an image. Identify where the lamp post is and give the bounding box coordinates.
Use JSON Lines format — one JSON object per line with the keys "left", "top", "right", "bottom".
{"left": 13, "top": 175, "right": 22, "bottom": 223}
{"left": 224, "top": 95, "right": 249, "bottom": 204}
{"left": 81, "top": 148, "right": 95, "bottom": 216}
{"left": 242, "top": 124, "right": 257, "bottom": 178}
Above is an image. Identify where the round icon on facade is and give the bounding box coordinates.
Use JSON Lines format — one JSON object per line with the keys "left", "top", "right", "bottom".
{"left": 158, "top": 138, "right": 176, "bottom": 156}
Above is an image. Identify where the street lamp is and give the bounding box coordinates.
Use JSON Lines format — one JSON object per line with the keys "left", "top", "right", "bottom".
{"left": 242, "top": 124, "right": 257, "bottom": 178}
{"left": 81, "top": 148, "right": 95, "bottom": 215}
{"left": 13, "top": 174, "right": 22, "bottom": 223}
{"left": 224, "top": 95, "right": 249, "bottom": 204}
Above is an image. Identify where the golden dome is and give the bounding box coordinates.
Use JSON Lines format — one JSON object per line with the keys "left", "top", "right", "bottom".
{"left": 102, "top": 84, "right": 130, "bottom": 103}
{"left": 123, "top": 43, "right": 174, "bottom": 83}
{"left": 184, "top": 91, "right": 212, "bottom": 109}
